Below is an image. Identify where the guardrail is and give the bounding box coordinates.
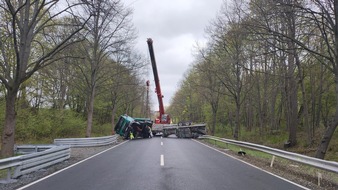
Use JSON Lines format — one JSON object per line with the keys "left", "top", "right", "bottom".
{"left": 0, "top": 145, "right": 70, "bottom": 183}
{"left": 14, "top": 144, "right": 56, "bottom": 155}
{"left": 54, "top": 135, "right": 118, "bottom": 147}
{"left": 0, "top": 156, "right": 21, "bottom": 183}
{"left": 199, "top": 135, "right": 338, "bottom": 174}
{"left": 14, "top": 145, "right": 70, "bottom": 178}
{"left": 0, "top": 135, "right": 119, "bottom": 183}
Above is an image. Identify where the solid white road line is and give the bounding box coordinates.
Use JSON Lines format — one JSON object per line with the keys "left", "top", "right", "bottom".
{"left": 160, "top": 154, "right": 164, "bottom": 166}
{"left": 192, "top": 139, "right": 310, "bottom": 190}
{"left": 16, "top": 141, "right": 129, "bottom": 190}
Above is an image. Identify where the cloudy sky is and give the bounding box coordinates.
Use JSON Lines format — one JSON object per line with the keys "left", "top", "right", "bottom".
{"left": 124, "top": 0, "right": 224, "bottom": 110}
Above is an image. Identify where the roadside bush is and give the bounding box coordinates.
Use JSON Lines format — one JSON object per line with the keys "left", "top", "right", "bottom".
{"left": 91, "top": 123, "right": 113, "bottom": 137}
{"left": 15, "top": 109, "right": 86, "bottom": 143}
{"left": 52, "top": 110, "right": 86, "bottom": 138}
{"left": 1, "top": 105, "right": 115, "bottom": 145}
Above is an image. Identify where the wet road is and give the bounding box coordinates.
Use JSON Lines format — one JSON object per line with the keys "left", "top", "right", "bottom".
{"left": 18, "top": 137, "right": 308, "bottom": 190}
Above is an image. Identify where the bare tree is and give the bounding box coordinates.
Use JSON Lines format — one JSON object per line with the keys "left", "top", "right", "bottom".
{"left": 249, "top": 0, "right": 338, "bottom": 158}
{"left": 76, "top": 0, "right": 136, "bottom": 137}
{"left": 193, "top": 56, "right": 223, "bottom": 135}
{"left": 0, "top": 0, "right": 89, "bottom": 157}
{"left": 204, "top": 0, "right": 250, "bottom": 139}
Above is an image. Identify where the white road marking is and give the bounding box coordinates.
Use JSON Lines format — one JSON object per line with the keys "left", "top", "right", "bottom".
{"left": 160, "top": 154, "right": 164, "bottom": 166}
{"left": 16, "top": 141, "right": 129, "bottom": 190}
{"left": 161, "top": 142, "right": 163, "bottom": 146}
{"left": 192, "top": 139, "right": 310, "bottom": 190}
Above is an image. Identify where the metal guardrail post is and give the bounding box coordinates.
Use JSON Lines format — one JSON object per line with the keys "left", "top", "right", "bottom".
{"left": 5, "top": 168, "right": 14, "bottom": 183}
{"left": 270, "top": 155, "right": 276, "bottom": 167}
{"left": 317, "top": 172, "right": 322, "bottom": 186}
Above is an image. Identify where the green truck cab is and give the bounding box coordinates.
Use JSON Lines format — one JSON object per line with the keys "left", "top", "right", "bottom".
{"left": 114, "top": 115, "right": 153, "bottom": 139}
{"left": 114, "top": 115, "right": 134, "bottom": 137}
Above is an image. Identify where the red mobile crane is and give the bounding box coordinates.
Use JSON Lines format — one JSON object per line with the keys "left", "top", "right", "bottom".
{"left": 147, "top": 38, "right": 171, "bottom": 124}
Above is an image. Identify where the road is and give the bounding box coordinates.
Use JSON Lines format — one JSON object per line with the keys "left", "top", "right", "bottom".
{"left": 18, "top": 137, "right": 308, "bottom": 190}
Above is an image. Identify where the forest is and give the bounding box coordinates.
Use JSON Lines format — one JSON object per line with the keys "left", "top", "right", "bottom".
{"left": 0, "top": 0, "right": 338, "bottom": 162}
{"left": 0, "top": 0, "right": 148, "bottom": 158}
{"left": 167, "top": 0, "right": 338, "bottom": 161}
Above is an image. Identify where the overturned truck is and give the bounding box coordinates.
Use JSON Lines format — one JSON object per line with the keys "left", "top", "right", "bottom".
{"left": 114, "top": 115, "right": 153, "bottom": 139}
{"left": 115, "top": 115, "right": 207, "bottom": 139}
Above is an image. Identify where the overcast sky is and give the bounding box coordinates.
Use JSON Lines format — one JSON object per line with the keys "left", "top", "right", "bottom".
{"left": 124, "top": 0, "right": 224, "bottom": 110}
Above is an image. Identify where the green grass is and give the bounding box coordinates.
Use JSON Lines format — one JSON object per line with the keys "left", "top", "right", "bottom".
{"left": 204, "top": 138, "right": 272, "bottom": 160}
{"left": 0, "top": 169, "right": 7, "bottom": 179}
{"left": 213, "top": 124, "right": 338, "bottom": 162}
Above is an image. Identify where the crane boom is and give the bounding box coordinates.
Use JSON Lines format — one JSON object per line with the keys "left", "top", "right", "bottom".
{"left": 147, "top": 38, "right": 170, "bottom": 124}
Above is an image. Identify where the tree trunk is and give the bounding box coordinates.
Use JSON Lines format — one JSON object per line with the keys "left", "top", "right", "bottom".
{"left": 315, "top": 71, "right": 338, "bottom": 159}
{"left": 233, "top": 98, "right": 240, "bottom": 140}
{"left": 1, "top": 89, "right": 18, "bottom": 157}
{"left": 256, "top": 76, "right": 263, "bottom": 135}
{"left": 86, "top": 88, "right": 95, "bottom": 137}
{"left": 295, "top": 54, "right": 311, "bottom": 145}
{"left": 211, "top": 111, "right": 217, "bottom": 135}
{"left": 245, "top": 97, "right": 253, "bottom": 132}
{"left": 210, "top": 100, "right": 218, "bottom": 135}
{"left": 315, "top": 0, "right": 338, "bottom": 159}
{"left": 286, "top": 4, "right": 298, "bottom": 147}
{"left": 315, "top": 64, "right": 324, "bottom": 130}
{"left": 111, "top": 104, "right": 117, "bottom": 134}
{"left": 287, "top": 58, "right": 298, "bottom": 147}
{"left": 315, "top": 120, "right": 338, "bottom": 159}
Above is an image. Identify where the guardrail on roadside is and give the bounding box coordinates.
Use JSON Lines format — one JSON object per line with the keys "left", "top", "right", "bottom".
{"left": 0, "top": 135, "right": 119, "bottom": 183}
{"left": 0, "top": 145, "right": 70, "bottom": 183}
{"left": 54, "top": 135, "right": 118, "bottom": 147}
{"left": 199, "top": 135, "right": 338, "bottom": 174}
{"left": 14, "top": 145, "right": 70, "bottom": 178}
{"left": 14, "top": 144, "right": 56, "bottom": 155}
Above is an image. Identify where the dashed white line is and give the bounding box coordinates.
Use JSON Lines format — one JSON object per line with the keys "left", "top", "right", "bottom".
{"left": 161, "top": 142, "right": 163, "bottom": 146}
{"left": 160, "top": 154, "right": 164, "bottom": 166}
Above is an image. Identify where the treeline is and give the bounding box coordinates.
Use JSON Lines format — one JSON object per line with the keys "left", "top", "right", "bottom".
{"left": 0, "top": 1, "right": 147, "bottom": 157}
{"left": 168, "top": 0, "right": 338, "bottom": 160}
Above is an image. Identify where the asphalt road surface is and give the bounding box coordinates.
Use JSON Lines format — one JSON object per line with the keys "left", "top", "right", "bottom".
{"left": 18, "top": 137, "right": 308, "bottom": 190}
